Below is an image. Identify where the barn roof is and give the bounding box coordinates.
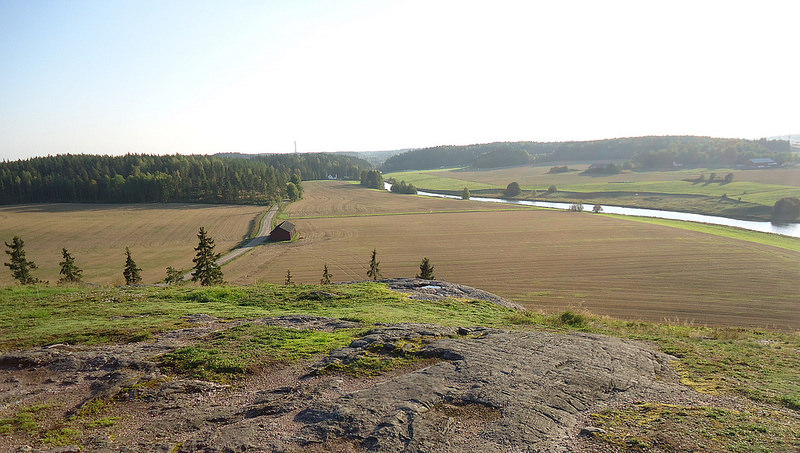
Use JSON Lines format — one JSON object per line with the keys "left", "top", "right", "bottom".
{"left": 274, "top": 220, "right": 295, "bottom": 232}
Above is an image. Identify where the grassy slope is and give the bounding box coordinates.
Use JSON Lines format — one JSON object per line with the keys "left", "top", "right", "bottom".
{"left": 1, "top": 283, "right": 798, "bottom": 450}
{"left": 0, "top": 203, "right": 265, "bottom": 286}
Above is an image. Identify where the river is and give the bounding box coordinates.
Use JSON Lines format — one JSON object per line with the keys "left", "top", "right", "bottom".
{"left": 385, "top": 183, "right": 800, "bottom": 238}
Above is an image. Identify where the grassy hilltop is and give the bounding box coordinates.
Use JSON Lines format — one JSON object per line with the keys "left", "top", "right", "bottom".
{"left": 1, "top": 282, "right": 798, "bottom": 450}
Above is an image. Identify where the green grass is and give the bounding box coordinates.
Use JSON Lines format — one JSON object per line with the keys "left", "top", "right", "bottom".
{"left": 0, "top": 283, "right": 516, "bottom": 350}
{"left": 589, "top": 402, "right": 800, "bottom": 452}
{"left": 0, "top": 404, "right": 49, "bottom": 435}
{"left": 384, "top": 170, "right": 497, "bottom": 191}
{"left": 159, "top": 323, "right": 360, "bottom": 382}
{"left": 385, "top": 168, "right": 800, "bottom": 221}
{"left": 3, "top": 282, "right": 800, "bottom": 448}
{"left": 607, "top": 215, "right": 800, "bottom": 252}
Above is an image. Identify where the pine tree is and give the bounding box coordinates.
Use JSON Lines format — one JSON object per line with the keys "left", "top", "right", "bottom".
{"left": 285, "top": 269, "right": 293, "bottom": 285}
{"left": 57, "top": 248, "right": 82, "bottom": 284}
{"left": 320, "top": 264, "right": 332, "bottom": 284}
{"left": 4, "top": 236, "right": 40, "bottom": 284}
{"left": 417, "top": 257, "right": 435, "bottom": 280}
{"left": 191, "top": 227, "right": 223, "bottom": 286}
{"left": 367, "top": 249, "right": 381, "bottom": 281}
{"left": 123, "top": 247, "right": 142, "bottom": 285}
{"left": 164, "top": 266, "right": 183, "bottom": 285}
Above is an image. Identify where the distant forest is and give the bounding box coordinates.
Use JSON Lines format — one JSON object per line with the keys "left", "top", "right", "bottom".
{"left": 381, "top": 136, "right": 794, "bottom": 172}
{"left": 0, "top": 153, "right": 371, "bottom": 204}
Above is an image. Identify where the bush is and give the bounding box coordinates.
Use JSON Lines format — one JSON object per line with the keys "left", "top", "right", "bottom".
{"left": 558, "top": 311, "right": 587, "bottom": 328}
{"left": 390, "top": 180, "right": 417, "bottom": 194}
{"left": 504, "top": 182, "right": 521, "bottom": 197}
{"left": 546, "top": 185, "right": 557, "bottom": 193}
{"left": 772, "top": 197, "right": 800, "bottom": 222}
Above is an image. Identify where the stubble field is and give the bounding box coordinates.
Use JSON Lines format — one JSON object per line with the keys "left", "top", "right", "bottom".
{"left": 0, "top": 203, "right": 264, "bottom": 285}
{"left": 224, "top": 181, "right": 800, "bottom": 329}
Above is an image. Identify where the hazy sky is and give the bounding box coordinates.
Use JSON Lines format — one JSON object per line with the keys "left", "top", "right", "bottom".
{"left": 1, "top": 0, "right": 798, "bottom": 160}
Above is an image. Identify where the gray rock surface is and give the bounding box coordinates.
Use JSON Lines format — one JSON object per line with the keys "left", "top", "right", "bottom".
{"left": 1, "top": 313, "right": 692, "bottom": 452}
{"left": 292, "top": 329, "right": 679, "bottom": 452}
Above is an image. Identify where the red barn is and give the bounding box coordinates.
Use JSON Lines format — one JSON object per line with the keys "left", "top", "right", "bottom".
{"left": 270, "top": 221, "right": 297, "bottom": 242}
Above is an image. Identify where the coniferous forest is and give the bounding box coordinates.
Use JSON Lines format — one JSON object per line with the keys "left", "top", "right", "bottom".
{"left": 0, "top": 153, "right": 370, "bottom": 204}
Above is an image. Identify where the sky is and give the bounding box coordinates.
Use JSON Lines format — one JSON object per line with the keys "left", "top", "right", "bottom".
{"left": 1, "top": 0, "right": 798, "bottom": 161}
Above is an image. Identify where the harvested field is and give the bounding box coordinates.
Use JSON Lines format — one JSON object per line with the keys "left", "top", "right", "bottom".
{"left": 0, "top": 203, "right": 264, "bottom": 285}
{"left": 224, "top": 181, "right": 800, "bottom": 330}
{"left": 286, "top": 180, "right": 528, "bottom": 218}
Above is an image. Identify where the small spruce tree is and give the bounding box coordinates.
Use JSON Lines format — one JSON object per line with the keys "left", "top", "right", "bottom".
{"left": 285, "top": 269, "right": 293, "bottom": 285}
{"left": 57, "top": 248, "right": 82, "bottom": 284}
{"left": 164, "top": 266, "right": 184, "bottom": 285}
{"left": 123, "top": 247, "right": 142, "bottom": 285}
{"left": 191, "top": 227, "right": 223, "bottom": 286}
{"left": 4, "top": 236, "right": 40, "bottom": 284}
{"left": 417, "top": 257, "right": 435, "bottom": 280}
{"left": 320, "top": 264, "right": 332, "bottom": 284}
{"left": 367, "top": 249, "right": 381, "bottom": 281}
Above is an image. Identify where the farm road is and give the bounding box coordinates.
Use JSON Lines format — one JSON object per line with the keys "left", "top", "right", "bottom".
{"left": 183, "top": 204, "right": 277, "bottom": 280}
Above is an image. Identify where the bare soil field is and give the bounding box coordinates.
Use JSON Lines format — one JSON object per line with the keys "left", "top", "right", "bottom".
{"left": 225, "top": 181, "right": 800, "bottom": 329}
{"left": 0, "top": 203, "right": 264, "bottom": 285}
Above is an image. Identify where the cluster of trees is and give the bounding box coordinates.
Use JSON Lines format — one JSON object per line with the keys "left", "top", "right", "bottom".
{"left": 389, "top": 180, "right": 417, "bottom": 194}
{"left": 286, "top": 173, "right": 304, "bottom": 201}
{"left": 0, "top": 153, "right": 371, "bottom": 205}
{"left": 360, "top": 169, "right": 384, "bottom": 189}
{"left": 581, "top": 163, "right": 621, "bottom": 175}
{"left": 3, "top": 227, "right": 225, "bottom": 286}
{"left": 380, "top": 136, "right": 794, "bottom": 172}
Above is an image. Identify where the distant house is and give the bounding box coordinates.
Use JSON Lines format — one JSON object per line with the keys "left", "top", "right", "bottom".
{"left": 270, "top": 221, "right": 296, "bottom": 242}
{"left": 746, "top": 158, "right": 778, "bottom": 168}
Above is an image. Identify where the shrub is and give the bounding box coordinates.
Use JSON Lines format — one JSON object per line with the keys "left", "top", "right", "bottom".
{"left": 504, "top": 182, "right": 521, "bottom": 197}
{"left": 772, "top": 197, "right": 800, "bottom": 222}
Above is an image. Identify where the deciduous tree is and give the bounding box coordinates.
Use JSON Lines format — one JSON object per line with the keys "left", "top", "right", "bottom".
{"left": 461, "top": 187, "right": 470, "bottom": 200}
{"left": 504, "top": 182, "right": 521, "bottom": 197}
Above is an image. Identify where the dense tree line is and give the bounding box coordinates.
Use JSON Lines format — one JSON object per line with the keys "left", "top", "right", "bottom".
{"left": 381, "top": 137, "right": 794, "bottom": 171}
{"left": 0, "top": 153, "right": 371, "bottom": 205}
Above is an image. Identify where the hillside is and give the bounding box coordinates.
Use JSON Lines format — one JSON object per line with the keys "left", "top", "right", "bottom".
{"left": 381, "top": 136, "right": 794, "bottom": 171}
{"left": 0, "top": 282, "right": 798, "bottom": 452}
